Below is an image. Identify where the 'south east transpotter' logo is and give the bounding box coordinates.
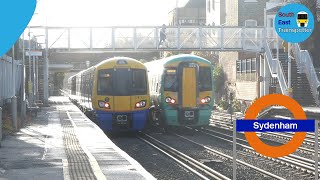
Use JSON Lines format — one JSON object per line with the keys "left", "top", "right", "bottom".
{"left": 275, "top": 3, "right": 314, "bottom": 43}
{"left": 0, "top": 0, "right": 36, "bottom": 57}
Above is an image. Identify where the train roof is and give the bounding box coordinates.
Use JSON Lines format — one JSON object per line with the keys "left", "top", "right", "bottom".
{"left": 145, "top": 54, "right": 211, "bottom": 68}
{"left": 95, "top": 57, "right": 144, "bottom": 67}
{"left": 69, "top": 57, "right": 144, "bottom": 80}
{"left": 164, "top": 54, "right": 211, "bottom": 65}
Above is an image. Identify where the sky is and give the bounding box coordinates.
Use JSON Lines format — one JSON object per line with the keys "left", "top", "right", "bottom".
{"left": 29, "top": 0, "right": 189, "bottom": 27}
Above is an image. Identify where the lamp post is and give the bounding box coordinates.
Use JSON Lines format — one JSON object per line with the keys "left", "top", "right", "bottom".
{"left": 11, "top": 44, "right": 17, "bottom": 130}
{"left": 21, "top": 32, "right": 26, "bottom": 122}
{"left": 28, "top": 28, "right": 33, "bottom": 106}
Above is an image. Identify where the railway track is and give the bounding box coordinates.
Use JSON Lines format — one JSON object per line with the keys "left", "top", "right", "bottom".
{"left": 138, "top": 133, "right": 230, "bottom": 180}
{"left": 211, "top": 111, "right": 319, "bottom": 157}
{"left": 168, "top": 131, "right": 285, "bottom": 180}
{"left": 195, "top": 123, "right": 317, "bottom": 179}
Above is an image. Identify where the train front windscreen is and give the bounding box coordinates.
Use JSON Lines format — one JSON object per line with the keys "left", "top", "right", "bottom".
{"left": 97, "top": 68, "right": 147, "bottom": 96}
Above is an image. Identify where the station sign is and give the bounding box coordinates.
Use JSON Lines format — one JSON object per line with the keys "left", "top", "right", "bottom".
{"left": 26, "top": 50, "right": 42, "bottom": 56}
{"left": 236, "top": 94, "right": 315, "bottom": 158}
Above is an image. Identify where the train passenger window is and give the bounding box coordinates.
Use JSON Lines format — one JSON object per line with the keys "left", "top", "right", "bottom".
{"left": 164, "top": 68, "right": 178, "bottom": 91}
{"left": 97, "top": 69, "right": 113, "bottom": 95}
{"left": 199, "top": 67, "right": 212, "bottom": 91}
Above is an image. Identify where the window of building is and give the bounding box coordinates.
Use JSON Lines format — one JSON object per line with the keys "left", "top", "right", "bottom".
{"left": 245, "top": 19, "right": 257, "bottom": 27}
{"left": 246, "top": 59, "right": 251, "bottom": 72}
{"left": 207, "top": 0, "right": 211, "bottom": 13}
{"left": 251, "top": 58, "right": 256, "bottom": 72}
{"left": 236, "top": 58, "right": 257, "bottom": 82}
{"left": 236, "top": 60, "right": 241, "bottom": 72}
{"left": 212, "top": 0, "right": 215, "bottom": 10}
{"left": 269, "top": 18, "right": 274, "bottom": 27}
{"left": 241, "top": 60, "right": 246, "bottom": 72}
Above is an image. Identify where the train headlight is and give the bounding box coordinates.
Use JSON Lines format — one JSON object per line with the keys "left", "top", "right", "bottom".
{"left": 201, "top": 96, "right": 211, "bottom": 104}
{"left": 98, "top": 101, "right": 105, "bottom": 108}
{"left": 135, "top": 100, "right": 146, "bottom": 108}
{"left": 205, "top": 96, "right": 211, "bottom": 103}
{"left": 165, "top": 97, "right": 176, "bottom": 104}
{"left": 98, "top": 101, "right": 110, "bottom": 109}
{"left": 104, "top": 103, "right": 110, "bottom": 109}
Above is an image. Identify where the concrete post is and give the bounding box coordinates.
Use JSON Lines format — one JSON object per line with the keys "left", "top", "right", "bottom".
{"left": 0, "top": 107, "right": 2, "bottom": 145}
{"left": 288, "top": 43, "right": 292, "bottom": 97}
{"left": 29, "top": 28, "right": 34, "bottom": 105}
{"left": 12, "top": 96, "right": 17, "bottom": 130}
{"left": 260, "top": 56, "right": 265, "bottom": 97}
{"left": 33, "top": 55, "right": 36, "bottom": 99}
{"left": 264, "top": 54, "right": 270, "bottom": 95}
{"left": 21, "top": 32, "right": 27, "bottom": 121}
{"left": 12, "top": 44, "right": 17, "bottom": 130}
{"left": 44, "top": 27, "right": 49, "bottom": 106}
{"left": 21, "top": 101, "right": 26, "bottom": 126}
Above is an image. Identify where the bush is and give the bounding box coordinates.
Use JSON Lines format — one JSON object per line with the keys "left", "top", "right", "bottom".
{"left": 218, "top": 98, "right": 229, "bottom": 110}
{"left": 213, "top": 64, "right": 224, "bottom": 93}
{"left": 218, "top": 98, "right": 242, "bottom": 112}
{"left": 232, "top": 99, "right": 242, "bottom": 112}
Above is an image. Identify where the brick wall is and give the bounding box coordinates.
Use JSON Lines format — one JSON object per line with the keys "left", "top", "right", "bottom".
{"left": 219, "top": 51, "right": 238, "bottom": 85}
{"left": 217, "top": 0, "right": 267, "bottom": 101}
{"left": 225, "top": 0, "right": 238, "bottom": 26}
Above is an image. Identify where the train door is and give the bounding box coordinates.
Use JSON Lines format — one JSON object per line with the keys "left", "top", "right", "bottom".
{"left": 178, "top": 62, "right": 199, "bottom": 123}
{"left": 112, "top": 68, "right": 132, "bottom": 112}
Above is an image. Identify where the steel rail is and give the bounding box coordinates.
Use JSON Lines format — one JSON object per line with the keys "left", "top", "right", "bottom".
{"left": 138, "top": 133, "right": 231, "bottom": 180}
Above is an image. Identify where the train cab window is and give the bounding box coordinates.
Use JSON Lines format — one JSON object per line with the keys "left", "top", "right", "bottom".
{"left": 164, "top": 68, "right": 178, "bottom": 91}
{"left": 199, "top": 67, "right": 212, "bottom": 91}
{"left": 98, "top": 69, "right": 113, "bottom": 95}
{"left": 131, "top": 69, "right": 147, "bottom": 95}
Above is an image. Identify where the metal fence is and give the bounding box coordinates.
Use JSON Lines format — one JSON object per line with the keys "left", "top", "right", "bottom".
{"left": 0, "top": 55, "right": 23, "bottom": 103}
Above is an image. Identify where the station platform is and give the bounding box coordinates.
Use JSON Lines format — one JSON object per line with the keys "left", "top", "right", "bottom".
{"left": 0, "top": 96, "right": 155, "bottom": 180}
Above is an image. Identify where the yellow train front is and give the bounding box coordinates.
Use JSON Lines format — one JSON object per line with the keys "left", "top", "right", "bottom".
{"left": 68, "top": 57, "right": 150, "bottom": 132}
{"left": 297, "top": 11, "right": 308, "bottom": 27}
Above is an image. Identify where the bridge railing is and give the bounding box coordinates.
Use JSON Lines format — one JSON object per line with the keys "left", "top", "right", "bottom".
{"left": 292, "top": 43, "right": 320, "bottom": 105}
{"left": 28, "top": 26, "right": 266, "bottom": 51}
{"left": 263, "top": 27, "right": 288, "bottom": 95}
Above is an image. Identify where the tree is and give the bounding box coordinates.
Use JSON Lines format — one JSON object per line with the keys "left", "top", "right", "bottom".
{"left": 192, "top": 51, "right": 219, "bottom": 64}
{"left": 213, "top": 64, "right": 225, "bottom": 95}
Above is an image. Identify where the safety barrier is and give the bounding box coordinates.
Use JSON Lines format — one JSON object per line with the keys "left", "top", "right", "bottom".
{"left": 0, "top": 55, "right": 23, "bottom": 103}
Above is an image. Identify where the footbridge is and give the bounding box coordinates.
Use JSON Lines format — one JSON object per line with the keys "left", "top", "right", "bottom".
{"left": 23, "top": 25, "right": 320, "bottom": 106}
{"left": 28, "top": 26, "right": 267, "bottom": 52}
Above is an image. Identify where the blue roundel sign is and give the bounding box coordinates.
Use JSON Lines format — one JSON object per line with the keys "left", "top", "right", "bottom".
{"left": 274, "top": 3, "right": 314, "bottom": 43}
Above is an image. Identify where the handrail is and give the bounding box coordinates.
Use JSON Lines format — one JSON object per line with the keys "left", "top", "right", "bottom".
{"left": 292, "top": 43, "right": 320, "bottom": 105}
{"left": 264, "top": 40, "right": 288, "bottom": 95}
